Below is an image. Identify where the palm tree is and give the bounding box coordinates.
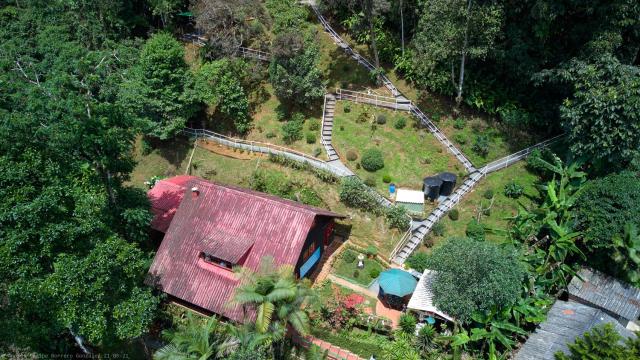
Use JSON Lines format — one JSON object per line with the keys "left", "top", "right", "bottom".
{"left": 154, "top": 312, "right": 227, "bottom": 360}
{"left": 232, "top": 257, "right": 318, "bottom": 356}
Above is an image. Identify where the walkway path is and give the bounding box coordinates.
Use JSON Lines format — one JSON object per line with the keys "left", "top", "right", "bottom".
{"left": 291, "top": 333, "right": 364, "bottom": 360}
{"left": 327, "top": 274, "right": 378, "bottom": 298}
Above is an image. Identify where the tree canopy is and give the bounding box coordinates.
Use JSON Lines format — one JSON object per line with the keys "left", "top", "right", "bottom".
{"left": 425, "top": 237, "right": 526, "bottom": 323}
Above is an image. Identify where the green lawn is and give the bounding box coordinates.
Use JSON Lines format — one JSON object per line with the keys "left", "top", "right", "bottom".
{"left": 331, "top": 101, "right": 462, "bottom": 195}
{"left": 130, "top": 137, "right": 405, "bottom": 257}
{"left": 423, "top": 162, "right": 541, "bottom": 249}
{"left": 332, "top": 249, "right": 384, "bottom": 287}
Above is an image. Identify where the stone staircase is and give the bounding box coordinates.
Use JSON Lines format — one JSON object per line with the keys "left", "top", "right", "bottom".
{"left": 392, "top": 171, "right": 486, "bottom": 264}
{"left": 321, "top": 94, "right": 340, "bottom": 161}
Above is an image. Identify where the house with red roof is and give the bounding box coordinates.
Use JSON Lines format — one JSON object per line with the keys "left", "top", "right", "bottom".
{"left": 146, "top": 176, "right": 344, "bottom": 321}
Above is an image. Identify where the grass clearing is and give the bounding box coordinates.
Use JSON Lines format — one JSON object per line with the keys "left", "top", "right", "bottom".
{"left": 130, "top": 137, "right": 406, "bottom": 257}
{"left": 331, "top": 101, "right": 462, "bottom": 195}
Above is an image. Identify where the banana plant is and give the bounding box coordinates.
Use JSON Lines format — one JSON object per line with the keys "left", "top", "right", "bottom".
{"left": 470, "top": 309, "right": 527, "bottom": 357}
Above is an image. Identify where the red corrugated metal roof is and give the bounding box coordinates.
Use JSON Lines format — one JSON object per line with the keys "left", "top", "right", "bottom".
{"left": 147, "top": 176, "right": 197, "bottom": 233}
{"left": 147, "top": 177, "right": 343, "bottom": 322}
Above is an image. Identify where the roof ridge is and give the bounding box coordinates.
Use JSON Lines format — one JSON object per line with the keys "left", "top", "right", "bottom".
{"left": 188, "top": 178, "right": 330, "bottom": 216}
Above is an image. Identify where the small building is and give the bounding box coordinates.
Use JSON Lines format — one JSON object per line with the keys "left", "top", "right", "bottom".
{"left": 568, "top": 267, "right": 640, "bottom": 329}
{"left": 407, "top": 270, "right": 454, "bottom": 323}
{"left": 394, "top": 188, "right": 425, "bottom": 214}
{"left": 514, "top": 301, "right": 636, "bottom": 360}
{"left": 146, "top": 176, "right": 344, "bottom": 321}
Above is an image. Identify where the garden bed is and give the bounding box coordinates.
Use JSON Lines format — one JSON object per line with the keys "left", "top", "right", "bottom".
{"left": 331, "top": 102, "right": 462, "bottom": 195}
{"left": 331, "top": 249, "right": 384, "bottom": 287}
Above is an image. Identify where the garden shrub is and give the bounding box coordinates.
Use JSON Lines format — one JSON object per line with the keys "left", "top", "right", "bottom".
{"left": 361, "top": 148, "right": 385, "bottom": 171}
{"left": 454, "top": 118, "right": 466, "bottom": 129}
{"left": 448, "top": 208, "right": 459, "bottom": 221}
{"left": 483, "top": 189, "right": 494, "bottom": 199}
{"left": 342, "top": 250, "right": 357, "bottom": 264}
{"left": 357, "top": 110, "right": 370, "bottom": 123}
{"left": 275, "top": 106, "right": 287, "bottom": 121}
{"left": 313, "top": 147, "right": 322, "bottom": 157}
{"left": 364, "top": 176, "right": 376, "bottom": 187}
{"left": 338, "top": 177, "right": 384, "bottom": 214}
{"left": 504, "top": 181, "right": 524, "bottom": 198}
{"left": 306, "top": 132, "right": 316, "bottom": 144}
{"left": 399, "top": 314, "right": 417, "bottom": 334}
{"left": 394, "top": 116, "right": 407, "bottom": 129}
{"left": 370, "top": 123, "right": 377, "bottom": 132}
{"left": 340, "top": 125, "right": 345, "bottom": 131}
{"left": 346, "top": 150, "right": 359, "bottom": 161}
{"left": 343, "top": 102, "right": 351, "bottom": 113}
{"left": 353, "top": 270, "right": 360, "bottom": 278}
{"left": 555, "top": 323, "right": 640, "bottom": 360}
{"left": 266, "top": 131, "right": 276, "bottom": 139}
{"left": 382, "top": 174, "right": 392, "bottom": 183}
{"left": 365, "top": 245, "right": 377, "bottom": 257}
{"left": 369, "top": 268, "right": 381, "bottom": 279}
{"left": 405, "top": 252, "right": 429, "bottom": 272}
{"left": 465, "top": 219, "right": 486, "bottom": 241}
{"left": 291, "top": 112, "right": 305, "bottom": 123}
{"left": 281, "top": 119, "right": 303, "bottom": 144}
{"left": 432, "top": 222, "right": 445, "bottom": 237}
{"left": 308, "top": 120, "right": 320, "bottom": 131}
{"left": 386, "top": 205, "right": 410, "bottom": 231}
{"left": 453, "top": 133, "right": 467, "bottom": 145}
{"left": 472, "top": 135, "right": 490, "bottom": 157}
{"left": 376, "top": 114, "right": 387, "bottom": 125}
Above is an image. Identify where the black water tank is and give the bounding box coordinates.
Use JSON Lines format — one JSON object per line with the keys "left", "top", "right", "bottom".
{"left": 423, "top": 176, "right": 443, "bottom": 201}
{"left": 438, "top": 172, "right": 457, "bottom": 196}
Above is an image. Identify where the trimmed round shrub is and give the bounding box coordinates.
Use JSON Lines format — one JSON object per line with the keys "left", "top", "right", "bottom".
{"left": 369, "top": 267, "right": 381, "bottom": 279}
{"left": 281, "top": 120, "right": 303, "bottom": 144}
{"left": 343, "top": 102, "right": 351, "bottom": 113}
{"left": 504, "top": 181, "right": 524, "bottom": 198}
{"left": 364, "top": 176, "right": 376, "bottom": 187}
{"left": 340, "top": 125, "right": 345, "bottom": 131}
{"left": 376, "top": 114, "right": 387, "bottom": 125}
{"left": 346, "top": 150, "right": 359, "bottom": 161}
{"left": 361, "top": 148, "right": 385, "bottom": 172}
{"left": 394, "top": 117, "right": 407, "bottom": 129}
{"left": 353, "top": 270, "right": 360, "bottom": 278}
{"left": 308, "top": 121, "right": 320, "bottom": 131}
{"left": 448, "top": 208, "right": 460, "bottom": 221}
{"left": 342, "top": 250, "right": 356, "bottom": 264}
{"left": 382, "top": 174, "right": 392, "bottom": 183}
{"left": 306, "top": 132, "right": 316, "bottom": 144}
{"left": 483, "top": 189, "right": 494, "bottom": 199}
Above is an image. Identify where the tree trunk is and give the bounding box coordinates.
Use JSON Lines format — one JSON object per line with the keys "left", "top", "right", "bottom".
{"left": 456, "top": 0, "right": 473, "bottom": 106}
{"left": 400, "top": 0, "right": 405, "bottom": 56}
{"left": 365, "top": 0, "right": 380, "bottom": 69}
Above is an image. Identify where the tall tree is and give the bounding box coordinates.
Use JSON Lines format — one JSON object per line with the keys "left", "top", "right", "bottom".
{"left": 550, "top": 55, "right": 640, "bottom": 170}
{"left": 269, "top": 33, "right": 326, "bottom": 107}
{"left": 119, "top": 32, "right": 196, "bottom": 140}
{"left": 412, "top": 0, "right": 502, "bottom": 105}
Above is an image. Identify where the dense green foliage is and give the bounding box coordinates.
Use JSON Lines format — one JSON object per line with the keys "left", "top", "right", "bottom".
{"left": 555, "top": 324, "right": 640, "bottom": 360}
{"left": 192, "top": 59, "right": 251, "bottom": 133}
{"left": 120, "top": 32, "right": 195, "bottom": 139}
{"left": 385, "top": 205, "right": 411, "bottom": 231}
{"left": 0, "top": 0, "right": 159, "bottom": 352}
{"left": 360, "top": 148, "right": 385, "bottom": 171}
{"left": 575, "top": 172, "right": 640, "bottom": 250}
{"left": 338, "top": 177, "right": 384, "bottom": 214}
{"left": 425, "top": 237, "right": 525, "bottom": 323}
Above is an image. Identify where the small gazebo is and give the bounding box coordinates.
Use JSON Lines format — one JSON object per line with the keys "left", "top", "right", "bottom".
{"left": 378, "top": 269, "right": 418, "bottom": 310}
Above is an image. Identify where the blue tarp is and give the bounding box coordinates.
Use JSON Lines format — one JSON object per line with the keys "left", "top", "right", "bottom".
{"left": 299, "top": 247, "right": 321, "bottom": 278}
